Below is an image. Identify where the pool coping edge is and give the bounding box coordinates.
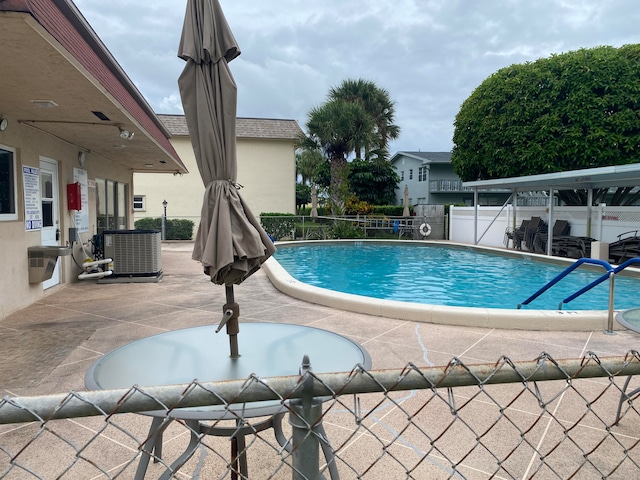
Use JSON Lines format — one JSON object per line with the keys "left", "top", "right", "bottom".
{"left": 263, "top": 240, "right": 614, "bottom": 332}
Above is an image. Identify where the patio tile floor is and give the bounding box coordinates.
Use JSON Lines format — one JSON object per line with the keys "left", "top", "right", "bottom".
{"left": 1, "top": 241, "right": 639, "bottom": 478}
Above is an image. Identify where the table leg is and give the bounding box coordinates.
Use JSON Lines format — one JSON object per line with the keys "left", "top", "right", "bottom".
{"left": 135, "top": 416, "right": 166, "bottom": 480}
{"left": 157, "top": 420, "right": 202, "bottom": 480}
{"left": 272, "top": 412, "right": 291, "bottom": 453}
{"left": 615, "top": 375, "right": 640, "bottom": 425}
{"left": 230, "top": 420, "right": 248, "bottom": 480}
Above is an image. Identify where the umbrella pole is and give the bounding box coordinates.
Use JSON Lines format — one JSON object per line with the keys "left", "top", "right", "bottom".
{"left": 224, "top": 285, "right": 240, "bottom": 358}
{"left": 215, "top": 285, "right": 240, "bottom": 357}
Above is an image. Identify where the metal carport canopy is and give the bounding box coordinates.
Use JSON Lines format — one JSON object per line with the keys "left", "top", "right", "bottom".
{"left": 461, "top": 163, "right": 640, "bottom": 252}
{"left": 463, "top": 162, "right": 640, "bottom": 191}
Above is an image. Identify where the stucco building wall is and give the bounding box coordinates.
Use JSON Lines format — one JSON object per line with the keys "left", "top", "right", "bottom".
{"left": 0, "top": 122, "right": 132, "bottom": 317}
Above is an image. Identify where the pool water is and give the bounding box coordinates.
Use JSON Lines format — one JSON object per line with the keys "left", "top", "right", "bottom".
{"left": 273, "top": 243, "right": 640, "bottom": 310}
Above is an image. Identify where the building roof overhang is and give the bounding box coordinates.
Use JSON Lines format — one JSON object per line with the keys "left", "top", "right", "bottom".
{"left": 0, "top": 1, "right": 187, "bottom": 174}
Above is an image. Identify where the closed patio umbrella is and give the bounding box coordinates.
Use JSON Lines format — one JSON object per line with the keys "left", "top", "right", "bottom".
{"left": 403, "top": 185, "right": 410, "bottom": 217}
{"left": 178, "top": 0, "right": 275, "bottom": 357}
{"left": 310, "top": 185, "right": 318, "bottom": 219}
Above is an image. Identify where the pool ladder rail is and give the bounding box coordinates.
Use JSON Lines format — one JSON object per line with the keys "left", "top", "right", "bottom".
{"left": 518, "top": 257, "right": 640, "bottom": 334}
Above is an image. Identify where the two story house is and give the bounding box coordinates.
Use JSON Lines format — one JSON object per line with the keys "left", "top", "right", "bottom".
{"left": 391, "top": 151, "right": 510, "bottom": 207}
{"left": 133, "top": 115, "right": 301, "bottom": 230}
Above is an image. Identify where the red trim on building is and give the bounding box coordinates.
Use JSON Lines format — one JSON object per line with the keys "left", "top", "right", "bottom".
{"left": 1, "top": 0, "right": 184, "bottom": 169}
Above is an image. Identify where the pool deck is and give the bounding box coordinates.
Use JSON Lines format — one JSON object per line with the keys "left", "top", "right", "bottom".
{"left": 1, "top": 241, "right": 640, "bottom": 478}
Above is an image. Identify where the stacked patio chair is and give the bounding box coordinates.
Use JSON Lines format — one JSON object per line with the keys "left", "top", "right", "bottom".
{"left": 532, "top": 219, "right": 571, "bottom": 254}
{"left": 511, "top": 217, "right": 542, "bottom": 250}
{"left": 609, "top": 230, "right": 640, "bottom": 264}
{"left": 551, "top": 236, "right": 597, "bottom": 259}
{"left": 519, "top": 216, "right": 545, "bottom": 251}
{"left": 504, "top": 219, "right": 530, "bottom": 248}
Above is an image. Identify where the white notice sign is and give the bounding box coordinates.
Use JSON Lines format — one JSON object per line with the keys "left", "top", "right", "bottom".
{"left": 22, "top": 166, "right": 42, "bottom": 231}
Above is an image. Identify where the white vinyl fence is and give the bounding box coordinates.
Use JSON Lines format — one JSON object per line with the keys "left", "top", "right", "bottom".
{"left": 449, "top": 205, "right": 640, "bottom": 248}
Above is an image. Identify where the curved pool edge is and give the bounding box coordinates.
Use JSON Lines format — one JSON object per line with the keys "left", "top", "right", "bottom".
{"left": 263, "top": 240, "right": 614, "bottom": 332}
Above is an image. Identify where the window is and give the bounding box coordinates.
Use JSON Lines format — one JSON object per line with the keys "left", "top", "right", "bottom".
{"left": 96, "top": 178, "right": 128, "bottom": 233}
{"left": 133, "top": 195, "right": 146, "bottom": 211}
{"left": 409, "top": 169, "right": 413, "bottom": 180}
{"left": 0, "top": 146, "right": 17, "bottom": 221}
{"left": 400, "top": 170, "right": 404, "bottom": 181}
{"left": 418, "top": 166, "right": 428, "bottom": 182}
{"left": 40, "top": 170, "right": 54, "bottom": 227}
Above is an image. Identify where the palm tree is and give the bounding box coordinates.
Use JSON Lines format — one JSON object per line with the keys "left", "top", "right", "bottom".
{"left": 303, "top": 98, "right": 374, "bottom": 214}
{"left": 295, "top": 149, "right": 324, "bottom": 186}
{"left": 329, "top": 78, "right": 400, "bottom": 159}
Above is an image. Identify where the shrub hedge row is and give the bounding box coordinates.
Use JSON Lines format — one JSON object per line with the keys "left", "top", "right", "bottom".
{"left": 134, "top": 218, "right": 194, "bottom": 240}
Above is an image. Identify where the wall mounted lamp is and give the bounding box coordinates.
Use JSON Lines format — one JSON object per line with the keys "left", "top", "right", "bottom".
{"left": 118, "top": 126, "right": 134, "bottom": 140}
{"left": 0, "top": 117, "right": 7, "bottom": 131}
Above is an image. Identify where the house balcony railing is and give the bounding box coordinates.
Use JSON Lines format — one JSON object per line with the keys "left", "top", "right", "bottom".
{"left": 429, "top": 179, "right": 473, "bottom": 192}
{"left": 429, "top": 179, "right": 513, "bottom": 194}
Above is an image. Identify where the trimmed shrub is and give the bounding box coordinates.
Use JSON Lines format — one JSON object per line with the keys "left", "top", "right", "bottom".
{"left": 329, "top": 220, "right": 365, "bottom": 239}
{"left": 260, "top": 213, "right": 297, "bottom": 241}
{"left": 372, "top": 205, "right": 410, "bottom": 216}
{"left": 168, "top": 219, "right": 195, "bottom": 240}
{"left": 134, "top": 218, "right": 194, "bottom": 240}
{"left": 134, "top": 217, "right": 161, "bottom": 231}
{"left": 345, "top": 197, "right": 374, "bottom": 215}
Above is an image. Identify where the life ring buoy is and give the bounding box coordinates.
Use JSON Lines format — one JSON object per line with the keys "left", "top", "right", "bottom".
{"left": 419, "top": 223, "right": 432, "bottom": 237}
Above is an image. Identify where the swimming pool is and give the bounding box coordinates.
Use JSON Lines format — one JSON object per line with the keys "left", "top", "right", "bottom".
{"left": 263, "top": 240, "right": 640, "bottom": 331}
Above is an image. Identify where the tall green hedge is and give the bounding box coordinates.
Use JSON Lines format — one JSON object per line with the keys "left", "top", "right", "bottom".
{"left": 134, "top": 218, "right": 194, "bottom": 240}
{"left": 260, "top": 213, "right": 296, "bottom": 241}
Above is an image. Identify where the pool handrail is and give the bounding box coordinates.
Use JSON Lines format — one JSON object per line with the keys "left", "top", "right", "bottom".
{"left": 518, "top": 258, "right": 614, "bottom": 308}
{"left": 561, "top": 257, "right": 640, "bottom": 305}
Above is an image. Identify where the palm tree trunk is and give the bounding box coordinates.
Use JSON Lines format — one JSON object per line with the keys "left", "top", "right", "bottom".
{"left": 329, "top": 155, "right": 348, "bottom": 215}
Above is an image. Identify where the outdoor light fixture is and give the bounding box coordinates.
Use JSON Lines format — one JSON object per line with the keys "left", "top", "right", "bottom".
{"left": 118, "top": 126, "right": 134, "bottom": 140}
{"left": 0, "top": 117, "right": 7, "bottom": 131}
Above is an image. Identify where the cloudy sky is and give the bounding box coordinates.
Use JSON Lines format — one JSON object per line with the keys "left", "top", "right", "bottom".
{"left": 73, "top": 0, "right": 640, "bottom": 153}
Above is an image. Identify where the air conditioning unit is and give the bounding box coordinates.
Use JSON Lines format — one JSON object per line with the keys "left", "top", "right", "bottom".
{"left": 100, "top": 230, "right": 162, "bottom": 282}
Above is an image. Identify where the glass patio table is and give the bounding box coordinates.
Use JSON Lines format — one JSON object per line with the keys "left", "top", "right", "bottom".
{"left": 616, "top": 308, "right": 640, "bottom": 333}
{"left": 85, "top": 322, "right": 371, "bottom": 480}
{"left": 615, "top": 308, "right": 640, "bottom": 425}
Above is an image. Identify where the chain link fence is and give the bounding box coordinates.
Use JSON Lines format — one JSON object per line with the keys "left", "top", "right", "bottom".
{"left": 2, "top": 351, "right": 640, "bottom": 479}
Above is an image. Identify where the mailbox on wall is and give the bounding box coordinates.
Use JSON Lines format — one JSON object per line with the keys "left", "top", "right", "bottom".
{"left": 66, "top": 182, "right": 81, "bottom": 210}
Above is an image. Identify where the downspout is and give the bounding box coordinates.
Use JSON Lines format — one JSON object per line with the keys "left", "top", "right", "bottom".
{"left": 547, "top": 187, "right": 555, "bottom": 256}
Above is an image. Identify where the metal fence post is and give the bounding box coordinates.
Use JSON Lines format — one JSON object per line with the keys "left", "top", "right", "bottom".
{"left": 604, "top": 271, "right": 617, "bottom": 335}
{"left": 290, "top": 355, "right": 321, "bottom": 480}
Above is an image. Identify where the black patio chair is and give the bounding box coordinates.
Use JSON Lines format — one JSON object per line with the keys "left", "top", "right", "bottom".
{"left": 512, "top": 217, "right": 542, "bottom": 250}
{"left": 522, "top": 217, "right": 545, "bottom": 251}
{"left": 609, "top": 230, "right": 640, "bottom": 264}
{"left": 552, "top": 236, "right": 596, "bottom": 259}
{"left": 504, "top": 219, "right": 529, "bottom": 248}
{"left": 533, "top": 219, "right": 571, "bottom": 254}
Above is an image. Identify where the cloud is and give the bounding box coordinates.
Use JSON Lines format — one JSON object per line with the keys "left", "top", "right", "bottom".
{"left": 74, "top": 0, "right": 640, "bottom": 152}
